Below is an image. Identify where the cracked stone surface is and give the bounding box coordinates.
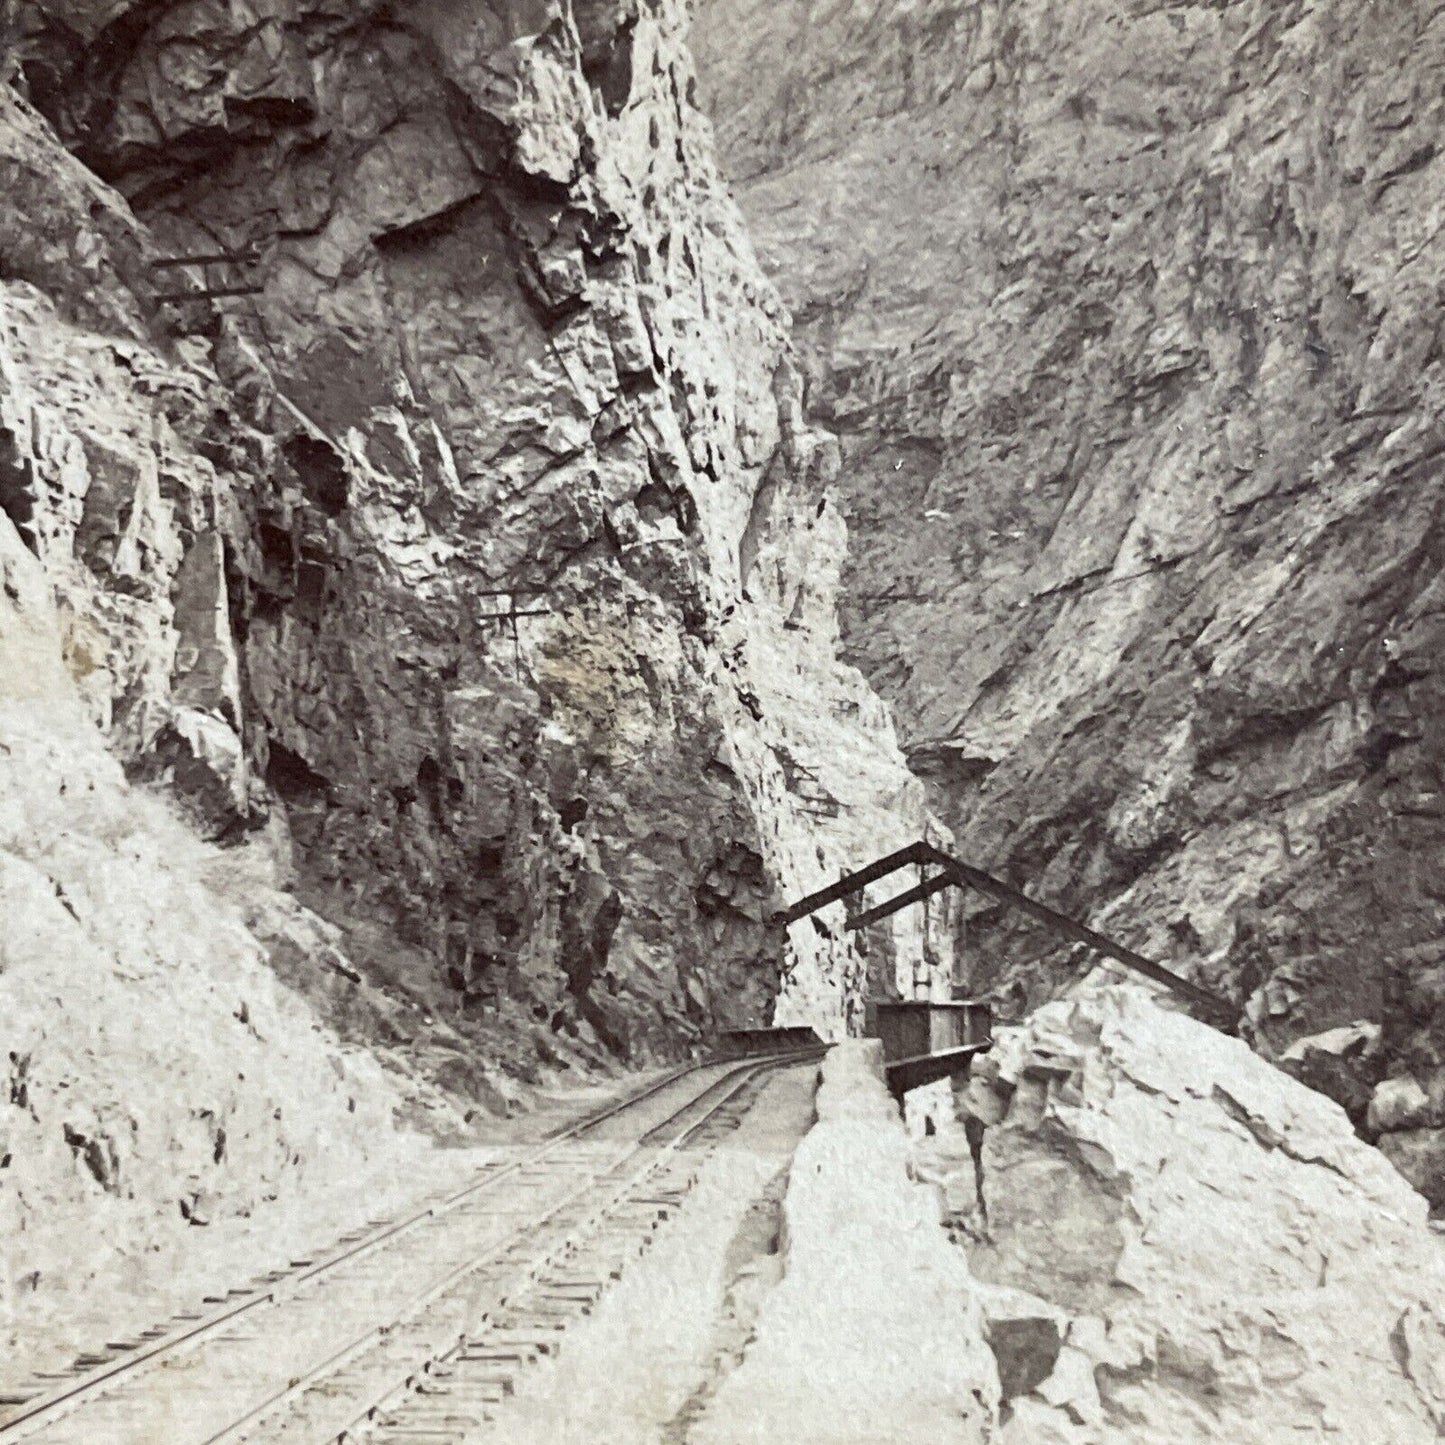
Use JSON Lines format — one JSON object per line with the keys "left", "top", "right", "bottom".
{"left": 942, "top": 981, "right": 1445, "bottom": 1441}
{"left": 693, "top": 1040, "right": 999, "bottom": 1444}
{"left": 694, "top": 0, "right": 1445, "bottom": 1199}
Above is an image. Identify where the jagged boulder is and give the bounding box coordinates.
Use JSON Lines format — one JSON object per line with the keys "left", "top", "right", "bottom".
{"left": 954, "top": 981, "right": 1445, "bottom": 1442}
{"left": 1277, "top": 1018, "right": 1384, "bottom": 1129}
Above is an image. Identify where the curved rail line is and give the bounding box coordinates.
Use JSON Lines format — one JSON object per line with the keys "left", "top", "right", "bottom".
{"left": 1, "top": 1046, "right": 823, "bottom": 1445}
{"left": 227, "top": 1051, "right": 812, "bottom": 1445}
{"left": 342, "top": 1057, "right": 795, "bottom": 1444}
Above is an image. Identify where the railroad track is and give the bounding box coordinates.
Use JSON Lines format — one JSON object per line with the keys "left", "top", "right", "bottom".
{"left": 1, "top": 1046, "right": 823, "bottom": 1445}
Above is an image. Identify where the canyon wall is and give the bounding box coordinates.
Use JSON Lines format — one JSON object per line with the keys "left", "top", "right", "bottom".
{"left": 1, "top": 0, "right": 955, "bottom": 1340}
{"left": 694, "top": 0, "right": 1445, "bottom": 1198}
{"left": 5, "top": 0, "right": 947, "bottom": 1079}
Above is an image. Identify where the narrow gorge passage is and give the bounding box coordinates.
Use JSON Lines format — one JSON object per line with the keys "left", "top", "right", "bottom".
{"left": 6, "top": 0, "right": 1445, "bottom": 1440}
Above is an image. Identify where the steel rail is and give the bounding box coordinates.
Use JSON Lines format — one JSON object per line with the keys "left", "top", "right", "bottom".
{"left": 197, "top": 1048, "right": 823, "bottom": 1445}
{"left": 329, "top": 1048, "right": 822, "bottom": 1445}
{"left": 0, "top": 1052, "right": 768, "bottom": 1441}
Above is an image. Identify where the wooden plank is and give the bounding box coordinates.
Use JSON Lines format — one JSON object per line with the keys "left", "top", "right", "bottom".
{"left": 783, "top": 836, "right": 1235, "bottom": 1024}
{"left": 919, "top": 844, "right": 1234, "bottom": 1022}
{"left": 149, "top": 250, "right": 261, "bottom": 269}
{"left": 777, "top": 842, "right": 927, "bottom": 924}
{"left": 154, "top": 284, "right": 265, "bottom": 303}
{"left": 884, "top": 1043, "right": 991, "bottom": 1097}
{"left": 844, "top": 872, "right": 954, "bottom": 930}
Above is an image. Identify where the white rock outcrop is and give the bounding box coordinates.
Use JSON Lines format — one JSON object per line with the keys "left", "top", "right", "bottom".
{"left": 0, "top": 511, "right": 462, "bottom": 1369}
{"left": 954, "top": 981, "right": 1445, "bottom": 1442}
{"left": 694, "top": 1041, "right": 998, "bottom": 1444}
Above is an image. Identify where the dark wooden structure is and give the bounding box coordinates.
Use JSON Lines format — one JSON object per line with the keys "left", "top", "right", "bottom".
{"left": 150, "top": 244, "right": 266, "bottom": 306}
{"left": 477, "top": 586, "right": 550, "bottom": 671}
{"left": 780, "top": 839, "right": 1235, "bottom": 1026}
{"left": 863, "top": 999, "right": 993, "bottom": 1099}
{"left": 779, "top": 838, "right": 1237, "bottom": 1102}
{"left": 714, "top": 1025, "right": 824, "bottom": 1057}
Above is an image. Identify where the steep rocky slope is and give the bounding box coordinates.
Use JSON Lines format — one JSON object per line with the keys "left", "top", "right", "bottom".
{"left": 694, "top": 0, "right": 1445, "bottom": 1195}
{"left": 1, "top": 0, "right": 957, "bottom": 1359}
{"left": 0, "top": 489, "right": 482, "bottom": 1368}
{"left": 938, "top": 982, "right": 1445, "bottom": 1442}
{"left": 5, "top": 0, "right": 947, "bottom": 1069}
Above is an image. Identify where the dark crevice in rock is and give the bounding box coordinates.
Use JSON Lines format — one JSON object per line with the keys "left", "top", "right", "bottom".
{"left": 265, "top": 740, "right": 332, "bottom": 803}
{"left": 987, "top": 1315, "right": 1063, "bottom": 1406}
{"left": 282, "top": 435, "right": 349, "bottom": 518}
{"left": 660, "top": 1162, "right": 791, "bottom": 1444}
{"left": 581, "top": 14, "right": 638, "bottom": 118}
{"left": 62, "top": 1123, "right": 120, "bottom": 1194}
{"left": 0, "top": 427, "right": 39, "bottom": 554}
{"left": 416, "top": 756, "right": 446, "bottom": 829}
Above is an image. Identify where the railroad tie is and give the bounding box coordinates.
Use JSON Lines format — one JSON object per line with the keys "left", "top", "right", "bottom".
{"left": 454, "top": 1346, "right": 534, "bottom": 1369}
{"left": 484, "top": 1330, "right": 559, "bottom": 1355}
{"left": 433, "top": 1363, "right": 516, "bottom": 1393}
{"left": 369, "top": 1429, "right": 463, "bottom": 1443}
{"left": 422, "top": 1374, "right": 512, "bottom": 1403}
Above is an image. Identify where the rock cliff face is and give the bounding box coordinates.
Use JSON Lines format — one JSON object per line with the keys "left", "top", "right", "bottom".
{"left": 5, "top": 0, "right": 946, "bottom": 1077}
{"left": 0, "top": 491, "right": 470, "bottom": 1363}
{"left": 943, "top": 982, "right": 1445, "bottom": 1442}
{"left": 2, "top": 0, "right": 958, "bottom": 1350}
{"left": 694, "top": 0, "right": 1445, "bottom": 1197}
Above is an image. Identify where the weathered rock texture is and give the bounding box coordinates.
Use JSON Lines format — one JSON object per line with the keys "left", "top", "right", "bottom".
{"left": 950, "top": 982, "right": 1445, "bottom": 1442}
{"left": 694, "top": 1040, "right": 999, "bottom": 1444}
{"left": 0, "top": 506, "right": 473, "bottom": 1366}
{"left": 6, "top": 0, "right": 945, "bottom": 1075}
{"left": 2, "top": 0, "right": 953, "bottom": 1367}
{"left": 694, "top": 0, "right": 1445, "bottom": 1193}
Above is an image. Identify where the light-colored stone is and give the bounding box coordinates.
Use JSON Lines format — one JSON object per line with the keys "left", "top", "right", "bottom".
{"left": 956, "top": 980, "right": 1445, "bottom": 1442}
{"left": 1371, "top": 1075, "right": 1435, "bottom": 1134}
{"left": 693, "top": 1041, "right": 998, "bottom": 1443}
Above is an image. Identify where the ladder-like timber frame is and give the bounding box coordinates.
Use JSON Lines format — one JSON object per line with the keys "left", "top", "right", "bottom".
{"left": 781, "top": 840, "right": 1234, "bottom": 1025}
